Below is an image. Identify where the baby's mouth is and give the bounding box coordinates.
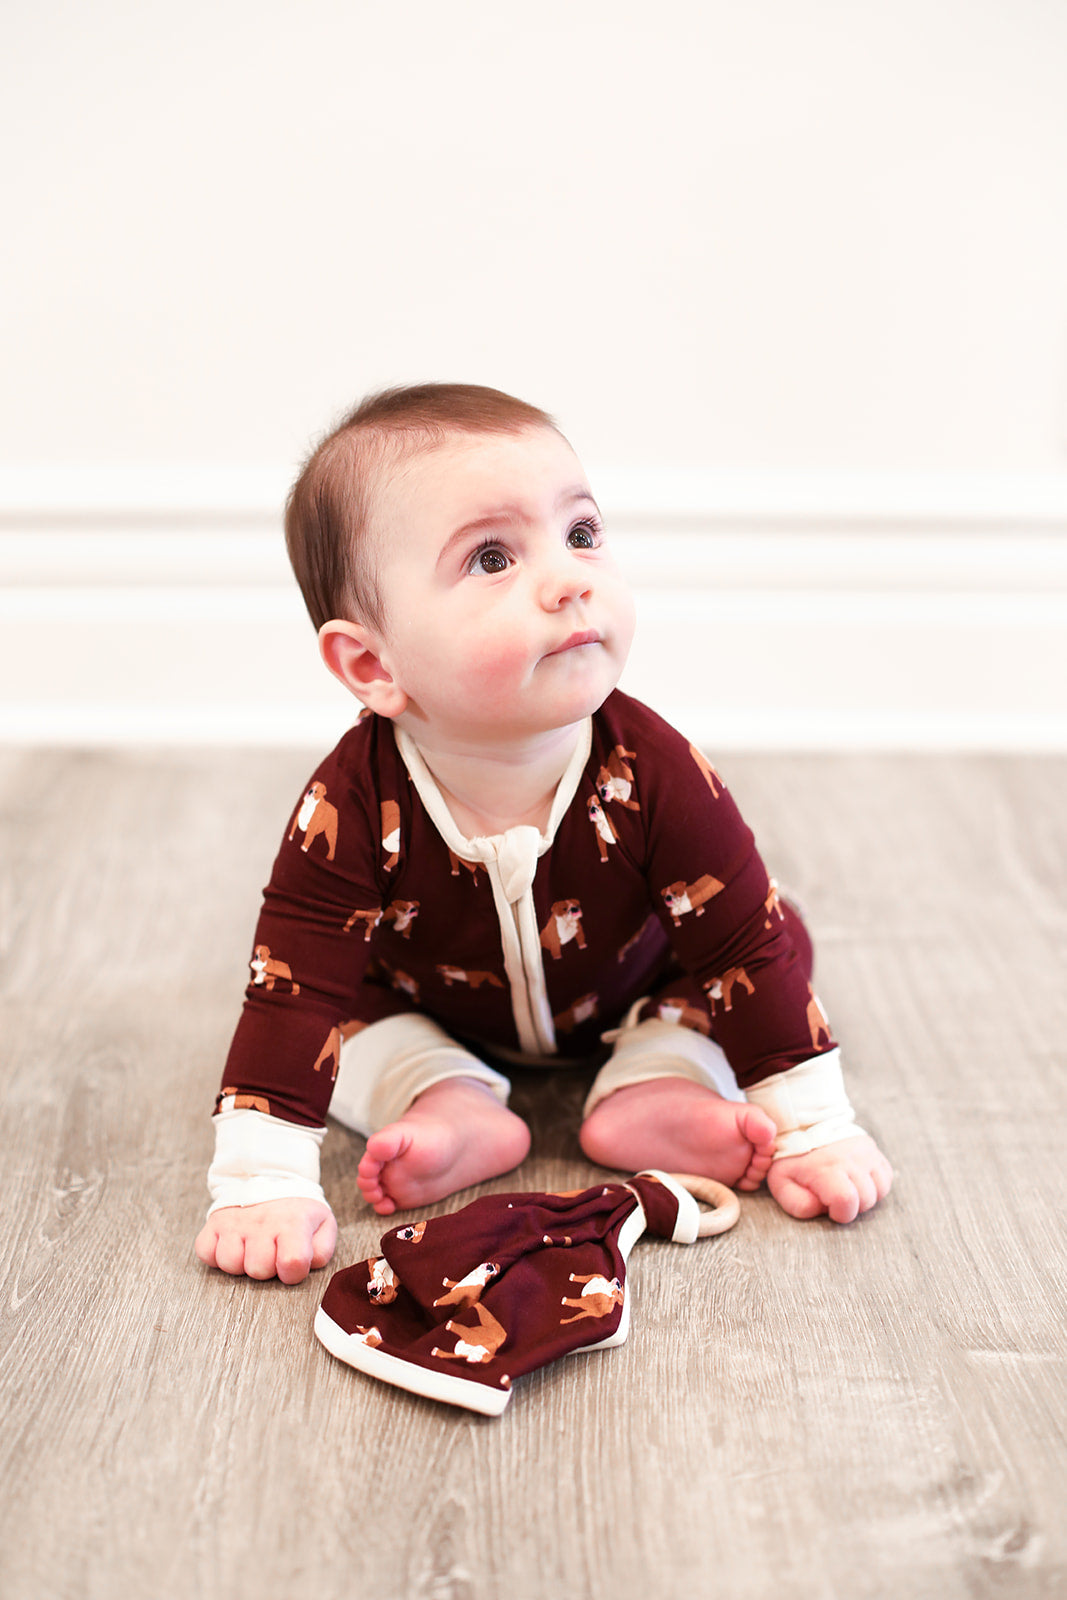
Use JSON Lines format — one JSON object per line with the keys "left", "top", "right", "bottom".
{"left": 549, "top": 630, "right": 601, "bottom": 655}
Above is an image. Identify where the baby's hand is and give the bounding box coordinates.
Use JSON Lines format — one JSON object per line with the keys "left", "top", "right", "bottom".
{"left": 766, "top": 1134, "right": 892, "bottom": 1224}
{"left": 195, "top": 1198, "right": 337, "bottom": 1284}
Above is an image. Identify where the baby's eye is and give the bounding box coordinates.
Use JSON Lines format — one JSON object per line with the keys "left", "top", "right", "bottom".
{"left": 469, "top": 543, "right": 512, "bottom": 576}
{"left": 567, "top": 519, "right": 602, "bottom": 550}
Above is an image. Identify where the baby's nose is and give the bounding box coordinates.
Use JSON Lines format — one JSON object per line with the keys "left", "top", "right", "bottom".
{"left": 540, "top": 554, "right": 592, "bottom": 609}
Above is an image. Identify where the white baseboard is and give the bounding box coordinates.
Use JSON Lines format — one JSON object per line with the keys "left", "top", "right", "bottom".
{"left": 3, "top": 465, "right": 1066, "bottom": 750}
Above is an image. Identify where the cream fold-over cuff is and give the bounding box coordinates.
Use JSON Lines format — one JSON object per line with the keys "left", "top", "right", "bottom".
{"left": 206, "top": 1100, "right": 329, "bottom": 1215}
{"left": 330, "top": 1012, "right": 511, "bottom": 1136}
{"left": 744, "top": 1048, "right": 865, "bottom": 1158}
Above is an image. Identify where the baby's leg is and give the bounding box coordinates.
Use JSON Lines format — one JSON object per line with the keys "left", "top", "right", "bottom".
{"left": 330, "top": 1013, "right": 529, "bottom": 1216}
{"left": 579, "top": 1078, "right": 775, "bottom": 1191}
{"left": 358, "top": 1078, "right": 531, "bottom": 1216}
{"left": 580, "top": 899, "right": 814, "bottom": 1186}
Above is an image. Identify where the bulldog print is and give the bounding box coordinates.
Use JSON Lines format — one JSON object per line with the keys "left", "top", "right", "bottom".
{"left": 382, "top": 899, "right": 419, "bottom": 939}
{"left": 353, "top": 1326, "right": 382, "bottom": 1348}
{"left": 366, "top": 1257, "right": 400, "bottom": 1304}
{"left": 344, "top": 906, "right": 383, "bottom": 941}
{"left": 288, "top": 781, "right": 338, "bottom": 860}
{"left": 436, "top": 965, "right": 504, "bottom": 990}
{"left": 554, "top": 993, "right": 599, "bottom": 1033}
{"left": 688, "top": 743, "right": 724, "bottom": 799}
{"left": 249, "top": 944, "right": 300, "bottom": 994}
{"left": 394, "top": 1222, "right": 427, "bottom": 1244}
{"left": 432, "top": 1262, "right": 501, "bottom": 1309}
{"left": 705, "top": 967, "right": 755, "bottom": 1016}
{"left": 448, "top": 849, "right": 486, "bottom": 885}
{"left": 587, "top": 794, "right": 620, "bottom": 861}
{"left": 807, "top": 985, "right": 833, "bottom": 1050}
{"left": 219, "top": 1086, "right": 272, "bottom": 1115}
{"left": 312, "top": 1018, "right": 363, "bottom": 1080}
{"left": 431, "top": 1301, "right": 509, "bottom": 1365}
{"left": 595, "top": 746, "right": 640, "bottom": 811}
{"left": 560, "top": 1273, "right": 625, "bottom": 1325}
{"left": 540, "top": 900, "right": 587, "bottom": 959}
{"left": 380, "top": 800, "right": 401, "bottom": 871}
{"left": 374, "top": 958, "right": 421, "bottom": 1002}
{"left": 660, "top": 874, "right": 725, "bottom": 926}
{"left": 654, "top": 996, "right": 711, "bottom": 1036}
{"left": 764, "top": 877, "right": 785, "bottom": 929}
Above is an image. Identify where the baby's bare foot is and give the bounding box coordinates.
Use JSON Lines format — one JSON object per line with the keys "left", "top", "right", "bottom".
{"left": 579, "top": 1077, "right": 777, "bottom": 1191}
{"left": 357, "top": 1077, "right": 531, "bottom": 1216}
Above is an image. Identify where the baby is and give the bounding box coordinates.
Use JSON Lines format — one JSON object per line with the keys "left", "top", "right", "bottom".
{"left": 195, "top": 384, "right": 892, "bottom": 1285}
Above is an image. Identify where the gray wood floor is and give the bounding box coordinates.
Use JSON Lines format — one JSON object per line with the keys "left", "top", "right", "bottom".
{"left": 2, "top": 745, "right": 1065, "bottom": 1600}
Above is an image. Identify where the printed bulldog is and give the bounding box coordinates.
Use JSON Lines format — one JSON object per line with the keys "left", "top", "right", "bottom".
{"left": 448, "top": 850, "right": 486, "bottom": 885}
{"left": 249, "top": 945, "right": 300, "bottom": 994}
{"left": 382, "top": 899, "right": 419, "bottom": 938}
{"left": 554, "top": 992, "right": 599, "bottom": 1033}
{"left": 705, "top": 967, "right": 755, "bottom": 1015}
{"left": 311, "top": 1018, "right": 363, "bottom": 1080}
{"left": 560, "top": 1273, "right": 625, "bottom": 1325}
{"left": 218, "top": 1086, "right": 272, "bottom": 1115}
{"left": 587, "top": 794, "right": 620, "bottom": 861}
{"left": 432, "top": 1263, "right": 501, "bottom": 1309}
{"left": 431, "top": 1301, "right": 509, "bottom": 1365}
{"left": 540, "top": 900, "right": 587, "bottom": 959}
{"left": 374, "top": 959, "right": 421, "bottom": 1002}
{"left": 380, "top": 800, "right": 401, "bottom": 871}
{"left": 366, "top": 1257, "right": 400, "bottom": 1304}
{"left": 344, "top": 906, "right": 383, "bottom": 941}
{"left": 288, "top": 781, "right": 338, "bottom": 860}
{"left": 595, "top": 746, "right": 639, "bottom": 810}
{"left": 394, "top": 1222, "right": 427, "bottom": 1244}
{"left": 654, "top": 996, "right": 711, "bottom": 1035}
{"left": 436, "top": 965, "right": 504, "bottom": 989}
{"left": 660, "top": 874, "right": 725, "bottom": 926}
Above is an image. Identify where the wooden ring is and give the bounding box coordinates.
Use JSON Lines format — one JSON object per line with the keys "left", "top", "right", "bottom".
{"left": 668, "top": 1173, "right": 741, "bottom": 1236}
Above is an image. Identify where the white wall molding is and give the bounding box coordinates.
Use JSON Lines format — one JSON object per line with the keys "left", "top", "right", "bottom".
{"left": 3, "top": 465, "right": 1066, "bottom": 750}
{"left": 5, "top": 462, "right": 1067, "bottom": 522}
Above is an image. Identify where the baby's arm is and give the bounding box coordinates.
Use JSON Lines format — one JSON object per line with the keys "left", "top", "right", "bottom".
{"left": 195, "top": 1197, "right": 336, "bottom": 1284}
{"left": 199, "top": 732, "right": 390, "bottom": 1280}
{"left": 745, "top": 1051, "right": 892, "bottom": 1223}
{"left": 196, "top": 1099, "right": 335, "bottom": 1283}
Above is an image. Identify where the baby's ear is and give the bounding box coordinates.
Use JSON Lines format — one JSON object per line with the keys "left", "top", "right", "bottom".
{"left": 318, "top": 621, "right": 408, "bottom": 718}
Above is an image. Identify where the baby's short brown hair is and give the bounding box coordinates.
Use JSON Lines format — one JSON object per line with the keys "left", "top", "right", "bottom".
{"left": 285, "top": 383, "right": 557, "bottom": 632}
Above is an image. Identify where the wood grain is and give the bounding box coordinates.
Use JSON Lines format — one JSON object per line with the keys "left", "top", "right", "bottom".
{"left": 1, "top": 747, "right": 1065, "bottom": 1599}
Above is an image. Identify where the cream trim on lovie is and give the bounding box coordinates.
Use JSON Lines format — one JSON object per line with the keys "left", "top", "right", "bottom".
{"left": 311, "top": 1170, "right": 723, "bottom": 1416}
{"left": 393, "top": 722, "right": 593, "bottom": 1057}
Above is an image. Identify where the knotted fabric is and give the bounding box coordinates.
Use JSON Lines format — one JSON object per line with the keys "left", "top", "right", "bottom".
{"left": 314, "top": 1170, "right": 738, "bottom": 1414}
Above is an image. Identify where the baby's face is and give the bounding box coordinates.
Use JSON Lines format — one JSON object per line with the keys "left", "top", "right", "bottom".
{"left": 368, "top": 426, "right": 635, "bottom": 746}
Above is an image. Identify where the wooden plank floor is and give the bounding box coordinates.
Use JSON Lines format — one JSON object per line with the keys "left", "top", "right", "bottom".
{"left": 2, "top": 746, "right": 1065, "bottom": 1600}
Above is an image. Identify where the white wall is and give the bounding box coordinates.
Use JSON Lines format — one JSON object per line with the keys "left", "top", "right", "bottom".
{"left": 3, "top": 1, "right": 1066, "bottom": 746}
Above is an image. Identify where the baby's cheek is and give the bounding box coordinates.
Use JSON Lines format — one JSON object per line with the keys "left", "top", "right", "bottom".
{"left": 457, "top": 634, "right": 531, "bottom": 699}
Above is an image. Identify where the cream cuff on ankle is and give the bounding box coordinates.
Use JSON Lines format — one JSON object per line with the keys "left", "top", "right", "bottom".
{"left": 206, "top": 1102, "right": 329, "bottom": 1216}
{"left": 584, "top": 1013, "right": 744, "bottom": 1119}
{"left": 330, "top": 1012, "right": 511, "bottom": 1136}
{"left": 744, "top": 1049, "right": 866, "bottom": 1158}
